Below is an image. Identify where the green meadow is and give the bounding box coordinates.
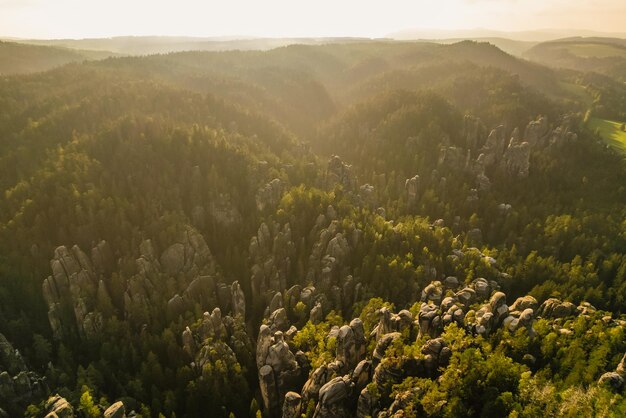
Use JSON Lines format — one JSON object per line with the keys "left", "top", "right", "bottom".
{"left": 589, "top": 117, "right": 626, "bottom": 155}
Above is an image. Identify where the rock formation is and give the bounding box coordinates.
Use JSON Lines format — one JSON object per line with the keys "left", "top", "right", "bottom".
{"left": 0, "top": 333, "right": 47, "bottom": 412}
{"left": 256, "top": 326, "right": 304, "bottom": 416}
{"left": 599, "top": 353, "right": 626, "bottom": 391}
{"left": 44, "top": 395, "right": 74, "bottom": 418}
{"left": 43, "top": 226, "right": 224, "bottom": 339}
{"left": 257, "top": 178, "right": 285, "bottom": 211}
{"left": 327, "top": 155, "right": 356, "bottom": 190}
{"left": 405, "top": 174, "right": 420, "bottom": 207}
{"left": 104, "top": 401, "right": 126, "bottom": 418}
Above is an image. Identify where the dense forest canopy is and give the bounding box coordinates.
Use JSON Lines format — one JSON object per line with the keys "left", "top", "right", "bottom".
{"left": 0, "top": 38, "right": 625, "bottom": 418}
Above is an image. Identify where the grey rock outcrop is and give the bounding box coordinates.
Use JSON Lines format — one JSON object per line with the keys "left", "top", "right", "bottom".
{"left": 302, "top": 364, "right": 331, "bottom": 404}
{"left": 44, "top": 394, "right": 74, "bottom": 418}
{"left": 405, "top": 175, "right": 420, "bottom": 207}
{"left": 463, "top": 115, "right": 488, "bottom": 150}
{"left": 44, "top": 226, "right": 222, "bottom": 342}
{"left": 481, "top": 125, "right": 507, "bottom": 166}
{"left": 359, "top": 183, "right": 376, "bottom": 208}
{"left": 104, "top": 401, "right": 126, "bottom": 418}
{"left": 327, "top": 155, "right": 356, "bottom": 190}
{"left": 336, "top": 325, "right": 355, "bottom": 362}
{"left": 510, "top": 295, "right": 538, "bottom": 313}
{"left": 357, "top": 386, "right": 379, "bottom": 418}
{"left": 537, "top": 298, "right": 577, "bottom": 318}
{"left": 599, "top": 353, "right": 626, "bottom": 391}
{"left": 417, "top": 303, "right": 441, "bottom": 339}
{"left": 524, "top": 116, "right": 550, "bottom": 145}
{"left": 282, "top": 391, "right": 302, "bottom": 418}
{"left": 0, "top": 333, "right": 47, "bottom": 412}
{"left": 503, "top": 308, "right": 536, "bottom": 336}
{"left": 421, "top": 281, "right": 443, "bottom": 304}
{"left": 249, "top": 222, "right": 296, "bottom": 306}
{"left": 421, "top": 337, "right": 452, "bottom": 375}
{"left": 43, "top": 245, "right": 100, "bottom": 339}
{"left": 502, "top": 134, "right": 530, "bottom": 178}
{"left": 313, "top": 375, "right": 354, "bottom": 418}
{"left": 257, "top": 178, "right": 285, "bottom": 211}
{"left": 208, "top": 193, "right": 243, "bottom": 228}
{"left": 257, "top": 326, "right": 304, "bottom": 416}
{"left": 260, "top": 365, "right": 280, "bottom": 416}
{"left": 231, "top": 280, "right": 246, "bottom": 318}
{"left": 599, "top": 371, "right": 624, "bottom": 390}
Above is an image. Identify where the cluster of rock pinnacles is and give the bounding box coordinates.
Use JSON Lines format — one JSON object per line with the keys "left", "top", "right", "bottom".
{"left": 14, "top": 115, "right": 618, "bottom": 417}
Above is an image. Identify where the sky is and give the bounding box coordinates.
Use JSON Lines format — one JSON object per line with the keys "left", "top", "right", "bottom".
{"left": 1, "top": 0, "right": 625, "bottom": 39}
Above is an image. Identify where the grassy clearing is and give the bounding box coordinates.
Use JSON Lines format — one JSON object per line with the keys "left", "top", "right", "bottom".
{"left": 588, "top": 117, "right": 626, "bottom": 155}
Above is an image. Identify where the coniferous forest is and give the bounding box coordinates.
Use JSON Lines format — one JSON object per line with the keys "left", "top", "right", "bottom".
{"left": 0, "top": 34, "right": 626, "bottom": 418}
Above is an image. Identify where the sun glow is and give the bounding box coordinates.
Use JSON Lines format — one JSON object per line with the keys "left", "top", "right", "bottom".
{"left": 1, "top": 0, "right": 625, "bottom": 39}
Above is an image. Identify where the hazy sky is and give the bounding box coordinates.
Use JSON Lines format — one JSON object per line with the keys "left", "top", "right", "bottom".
{"left": 1, "top": 0, "right": 625, "bottom": 39}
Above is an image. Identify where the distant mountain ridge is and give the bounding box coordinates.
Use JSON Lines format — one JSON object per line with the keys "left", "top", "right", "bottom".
{"left": 388, "top": 27, "right": 626, "bottom": 42}
{"left": 4, "top": 36, "right": 374, "bottom": 55}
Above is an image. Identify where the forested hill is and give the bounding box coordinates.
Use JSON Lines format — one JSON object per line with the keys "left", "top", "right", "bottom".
{"left": 525, "top": 37, "right": 626, "bottom": 82}
{"left": 0, "top": 40, "right": 625, "bottom": 417}
{"left": 0, "top": 41, "right": 117, "bottom": 75}
{"left": 79, "top": 40, "right": 572, "bottom": 136}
